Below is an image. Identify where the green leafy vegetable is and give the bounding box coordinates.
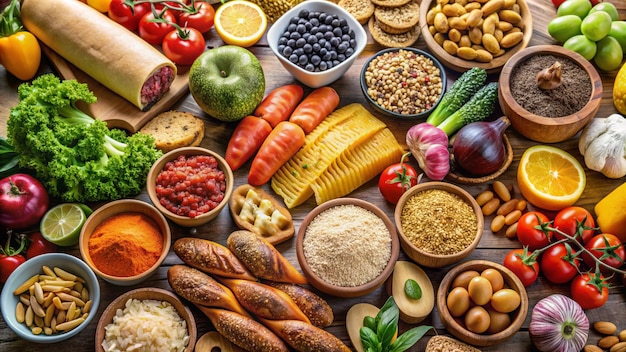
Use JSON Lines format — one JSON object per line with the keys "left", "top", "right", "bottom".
{"left": 404, "top": 279, "right": 422, "bottom": 300}
{"left": 360, "top": 297, "right": 433, "bottom": 352}
{"left": 426, "top": 67, "right": 487, "bottom": 127}
{"left": 0, "top": 137, "right": 20, "bottom": 178}
{"left": 6, "top": 74, "right": 162, "bottom": 202}
{"left": 436, "top": 82, "right": 499, "bottom": 136}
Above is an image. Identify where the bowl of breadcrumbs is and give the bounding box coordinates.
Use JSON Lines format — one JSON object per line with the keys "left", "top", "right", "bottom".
{"left": 296, "top": 198, "right": 399, "bottom": 298}
{"left": 394, "top": 182, "right": 484, "bottom": 268}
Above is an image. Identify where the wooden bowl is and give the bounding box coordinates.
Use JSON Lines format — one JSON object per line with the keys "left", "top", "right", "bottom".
{"left": 95, "top": 287, "right": 197, "bottom": 352}
{"left": 437, "top": 260, "right": 529, "bottom": 347}
{"left": 146, "top": 146, "right": 234, "bottom": 227}
{"left": 296, "top": 198, "right": 399, "bottom": 298}
{"left": 419, "top": 0, "right": 532, "bottom": 73}
{"left": 446, "top": 132, "right": 514, "bottom": 185}
{"left": 394, "top": 182, "right": 483, "bottom": 268}
{"left": 498, "top": 45, "right": 602, "bottom": 143}
{"left": 79, "top": 199, "right": 171, "bottom": 286}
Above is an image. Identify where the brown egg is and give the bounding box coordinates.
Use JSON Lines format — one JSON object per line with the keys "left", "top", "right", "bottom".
{"left": 452, "top": 270, "right": 480, "bottom": 289}
{"left": 481, "top": 268, "right": 504, "bottom": 292}
{"left": 467, "top": 276, "right": 493, "bottom": 306}
{"left": 487, "top": 306, "right": 511, "bottom": 334}
{"left": 464, "top": 306, "right": 490, "bottom": 334}
{"left": 490, "top": 288, "right": 521, "bottom": 313}
{"left": 447, "top": 286, "right": 471, "bottom": 317}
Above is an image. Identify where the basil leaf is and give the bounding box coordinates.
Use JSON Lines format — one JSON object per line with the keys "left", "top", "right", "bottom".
{"left": 388, "top": 326, "right": 433, "bottom": 352}
{"left": 360, "top": 326, "right": 381, "bottom": 352}
{"left": 404, "top": 279, "right": 422, "bottom": 300}
{"left": 377, "top": 298, "right": 400, "bottom": 348}
{"left": 363, "top": 316, "right": 377, "bottom": 332}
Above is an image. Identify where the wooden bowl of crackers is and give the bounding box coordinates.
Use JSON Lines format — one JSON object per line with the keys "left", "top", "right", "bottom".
{"left": 419, "top": 0, "right": 532, "bottom": 73}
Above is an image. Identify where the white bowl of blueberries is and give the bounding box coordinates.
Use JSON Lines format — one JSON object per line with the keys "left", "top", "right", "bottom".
{"left": 267, "top": 0, "right": 367, "bottom": 88}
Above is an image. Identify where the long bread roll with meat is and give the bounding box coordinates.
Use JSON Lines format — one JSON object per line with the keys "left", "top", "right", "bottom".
{"left": 20, "top": 0, "right": 177, "bottom": 111}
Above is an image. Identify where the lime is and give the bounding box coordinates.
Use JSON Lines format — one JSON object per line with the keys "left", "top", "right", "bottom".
{"left": 40, "top": 203, "right": 88, "bottom": 246}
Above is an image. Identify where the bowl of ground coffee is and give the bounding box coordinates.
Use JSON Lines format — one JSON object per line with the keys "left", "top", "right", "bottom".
{"left": 498, "top": 45, "right": 602, "bottom": 143}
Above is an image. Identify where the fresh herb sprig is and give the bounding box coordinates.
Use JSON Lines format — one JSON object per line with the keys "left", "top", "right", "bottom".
{"left": 360, "top": 297, "right": 433, "bottom": 352}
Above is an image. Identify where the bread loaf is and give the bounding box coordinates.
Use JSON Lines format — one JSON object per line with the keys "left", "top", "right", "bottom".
{"left": 261, "top": 318, "right": 352, "bottom": 352}
{"left": 266, "top": 282, "right": 334, "bottom": 328}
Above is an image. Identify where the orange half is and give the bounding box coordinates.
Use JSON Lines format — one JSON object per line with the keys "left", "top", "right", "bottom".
{"left": 214, "top": 1, "right": 268, "bottom": 47}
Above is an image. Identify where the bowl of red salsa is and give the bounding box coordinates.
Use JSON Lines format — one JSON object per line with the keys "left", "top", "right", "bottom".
{"left": 147, "top": 147, "right": 234, "bottom": 227}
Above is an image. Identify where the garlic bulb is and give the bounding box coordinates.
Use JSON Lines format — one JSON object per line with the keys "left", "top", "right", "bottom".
{"left": 578, "top": 114, "right": 626, "bottom": 179}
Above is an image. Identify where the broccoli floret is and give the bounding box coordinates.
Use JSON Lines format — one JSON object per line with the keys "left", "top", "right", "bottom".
{"left": 7, "top": 74, "right": 162, "bottom": 202}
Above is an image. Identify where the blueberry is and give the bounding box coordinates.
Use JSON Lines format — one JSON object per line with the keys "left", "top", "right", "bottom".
{"left": 310, "top": 26, "right": 319, "bottom": 35}
{"left": 319, "top": 61, "right": 328, "bottom": 71}
{"left": 296, "top": 23, "right": 306, "bottom": 34}
{"left": 324, "top": 31, "right": 333, "bottom": 40}
{"left": 289, "top": 54, "right": 298, "bottom": 63}
{"left": 287, "top": 38, "right": 296, "bottom": 47}
{"left": 278, "top": 37, "right": 288, "bottom": 46}
{"left": 324, "top": 16, "right": 333, "bottom": 25}
{"left": 342, "top": 34, "right": 351, "bottom": 42}
{"left": 303, "top": 43, "right": 313, "bottom": 54}
{"left": 330, "top": 51, "right": 337, "bottom": 59}
{"left": 349, "top": 38, "right": 357, "bottom": 48}
{"left": 322, "top": 52, "right": 332, "bottom": 61}
{"left": 310, "top": 18, "right": 319, "bottom": 26}
{"left": 296, "top": 38, "right": 306, "bottom": 48}
{"left": 282, "top": 46, "right": 293, "bottom": 57}
{"left": 337, "top": 42, "right": 348, "bottom": 53}
{"left": 299, "top": 9, "right": 309, "bottom": 17}
{"left": 290, "top": 31, "right": 301, "bottom": 40}
{"left": 312, "top": 43, "right": 321, "bottom": 52}
{"left": 330, "top": 37, "right": 340, "bottom": 47}
{"left": 340, "top": 18, "right": 348, "bottom": 27}
{"left": 311, "top": 55, "right": 321, "bottom": 65}
{"left": 332, "top": 19, "right": 340, "bottom": 27}
{"left": 307, "top": 35, "right": 318, "bottom": 44}
{"left": 337, "top": 53, "right": 346, "bottom": 62}
{"left": 333, "top": 27, "right": 342, "bottom": 37}
{"left": 305, "top": 22, "right": 312, "bottom": 30}
{"left": 293, "top": 48, "right": 304, "bottom": 56}
{"left": 299, "top": 55, "right": 308, "bottom": 65}
{"left": 319, "top": 13, "right": 327, "bottom": 22}
{"left": 345, "top": 47, "right": 354, "bottom": 57}
{"left": 305, "top": 63, "right": 315, "bottom": 72}
{"left": 287, "top": 23, "right": 297, "bottom": 32}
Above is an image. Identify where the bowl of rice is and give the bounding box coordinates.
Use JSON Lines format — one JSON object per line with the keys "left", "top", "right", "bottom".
{"left": 96, "top": 287, "right": 197, "bottom": 352}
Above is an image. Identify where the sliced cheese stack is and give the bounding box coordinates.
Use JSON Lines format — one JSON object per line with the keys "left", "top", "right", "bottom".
{"left": 271, "top": 103, "right": 403, "bottom": 208}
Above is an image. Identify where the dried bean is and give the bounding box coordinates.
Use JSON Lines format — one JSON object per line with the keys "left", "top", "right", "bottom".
{"left": 491, "top": 215, "right": 506, "bottom": 232}
{"left": 476, "top": 190, "right": 494, "bottom": 206}
{"left": 496, "top": 199, "right": 519, "bottom": 216}
{"left": 504, "top": 210, "right": 522, "bottom": 225}
{"left": 505, "top": 222, "right": 518, "bottom": 239}
{"left": 492, "top": 180, "right": 511, "bottom": 201}
{"left": 482, "top": 198, "right": 500, "bottom": 216}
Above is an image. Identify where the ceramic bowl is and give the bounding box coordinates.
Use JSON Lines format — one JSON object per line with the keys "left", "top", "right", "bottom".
{"left": 296, "top": 198, "right": 399, "bottom": 298}
{"left": 95, "top": 287, "right": 197, "bottom": 352}
{"left": 394, "top": 182, "right": 483, "bottom": 268}
{"left": 437, "top": 260, "right": 529, "bottom": 346}
{"left": 0, "top": 253, "right": 100, "bottom": 343}
{"left": 146, "top": 146, "right": 234, "bottom": 227}
{"left": 498, "top": 45, "right": 602, "bottom": 143}
{"left": 360, "top": 47, "right": 447, "bottom": 119}
{"left": 79, "top": 199, "right": 171, "bottom": 286}
{"left": 267, "top": 0, "right": 367, "bottom": 88}
{"left": 420, "top": 0, "right": 532, "bottom": 73}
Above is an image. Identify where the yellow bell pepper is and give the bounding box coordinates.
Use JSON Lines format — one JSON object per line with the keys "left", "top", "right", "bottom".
{"left": 0, "top": 0, "right": 41, "bottom": 81}
{"left": 614, "top": 63, "right": 626, "bottom": 115}
{"left": 595, "top": 182, "right": 626, "bottom": 243}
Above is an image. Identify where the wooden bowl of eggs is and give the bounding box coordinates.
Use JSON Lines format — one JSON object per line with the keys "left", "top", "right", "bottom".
{"left": 420, "top": 0, "right": 532, "bottom": 73}
{"left": 437, "top": 260, "right": 529, "bottom": 347}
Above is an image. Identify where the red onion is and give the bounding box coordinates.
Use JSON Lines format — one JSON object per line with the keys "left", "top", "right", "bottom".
{"left": 529, "top": 294, "right": 589, "bottom": 352}
{"left": 452, "top": 116, "right": 510, "bottom": 176}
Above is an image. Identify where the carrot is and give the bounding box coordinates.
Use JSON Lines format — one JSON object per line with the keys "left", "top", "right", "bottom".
{"left": 248, "top": 121, "right": 305, "bottom": 186}
{"left": 254, "top": 84, "right": 304, "bottom": 128}
{"left": 288, "top": 86, "right": 340, "bottom": 134}
{"left": 225, "top": 116, "right": 272, "bottom": 171}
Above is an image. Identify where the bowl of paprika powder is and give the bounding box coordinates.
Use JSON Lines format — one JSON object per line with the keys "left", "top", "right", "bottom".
{"left": 79, "top": 199, "right": 171, "bottom": 286}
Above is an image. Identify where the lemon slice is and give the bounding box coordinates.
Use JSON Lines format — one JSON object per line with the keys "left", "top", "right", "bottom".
{"left": 40, "top": 203, "right": 88, "bottom": 247}
{"left": 214, "top": 0, "right": 268, "bottom": 47}
{"left": 517, "top": 145, "right": 586, "bottom": 211}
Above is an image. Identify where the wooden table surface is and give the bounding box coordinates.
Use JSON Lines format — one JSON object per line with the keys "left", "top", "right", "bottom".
{"left": 1, "top": 0, "right": 625, "bottom": 351}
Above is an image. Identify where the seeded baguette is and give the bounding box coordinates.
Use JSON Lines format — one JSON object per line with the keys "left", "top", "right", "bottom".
{"left": 260, "top": 318, "right": 352, "bottom": 352}
{"left": 265, "top": 281, "right": 334, "bottom": 328}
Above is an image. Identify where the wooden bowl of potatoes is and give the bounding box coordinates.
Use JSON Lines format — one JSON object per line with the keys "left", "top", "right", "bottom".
{"left": 419, "top": 0, "right": 533, "bottom": 73}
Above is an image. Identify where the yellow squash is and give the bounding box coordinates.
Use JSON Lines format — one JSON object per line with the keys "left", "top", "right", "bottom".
{"left": 595, "top": 182, "right": 626, "bottom": 243}
{"left": 614, "top": 63, "right": 626, "bottom": 115}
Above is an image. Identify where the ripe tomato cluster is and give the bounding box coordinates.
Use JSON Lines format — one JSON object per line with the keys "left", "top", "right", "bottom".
{"left": 107, "top": 0, "right": 214, "bottom": 65}
{"left": 502, "top": 206, "right": 625, "bottom": 310}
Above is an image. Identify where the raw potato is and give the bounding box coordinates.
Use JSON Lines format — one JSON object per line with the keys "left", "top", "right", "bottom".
{"left": 346, "top": 303, "right": 380, "bottom": 352}
{"left": 388, "top": 261, "right": 434, "bottom": 324}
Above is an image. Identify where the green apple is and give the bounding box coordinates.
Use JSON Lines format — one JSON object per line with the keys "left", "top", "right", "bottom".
{"left": 588, "top": 2, "right": 619, "bottom": 21}
{"left": 564, "top": 34, "right": 597, "bottom": 60}
{"left": 594, "top": 36, "right": 623, "bottom": 72}
{"left": 609, "top": 21, "right": 626, "bottom": 52}
{"left": 557, "top": 0, "right": 592, "bottom": 19}
{"left": 189, "top": 45, "right": 266, "bottom": 122}
{"left": 581, "top": 11, "right": 612, "bottom": 41}
{"left": 548, "top": 15, "right": 582, "bottom": 43}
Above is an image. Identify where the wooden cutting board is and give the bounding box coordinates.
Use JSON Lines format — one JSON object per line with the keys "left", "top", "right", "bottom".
{"left": 43, "top": 46, "right": 190, "bottom": 133}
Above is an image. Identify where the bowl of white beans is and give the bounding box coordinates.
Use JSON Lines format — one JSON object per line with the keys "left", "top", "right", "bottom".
{"left": 360, "top": 47, "right": 447, "bottom": 119}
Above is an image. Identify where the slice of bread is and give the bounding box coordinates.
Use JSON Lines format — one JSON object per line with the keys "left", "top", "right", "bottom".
{"left": 368, "top": 16, "right": 421, "bottom": 47}
{"left": 374, "top": 1, "right": 420, "bottom": 34}
{"left": 140, "top": 110, "right": 205, "bottom": 153}
{"left": 338, "top": 0, "right": 375, "bottom": 25}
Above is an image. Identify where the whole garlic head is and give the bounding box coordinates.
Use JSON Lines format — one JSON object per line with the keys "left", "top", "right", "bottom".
{"left": 578, "top": 114, "right": 626, "bottom": 179}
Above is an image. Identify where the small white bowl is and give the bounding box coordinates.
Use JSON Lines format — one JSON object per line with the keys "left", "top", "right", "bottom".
{"left": 0, "top": 253, "right": 100, "bottom": 343}
{"left": 267, "top": 0, "right": 367, "bottom": 88}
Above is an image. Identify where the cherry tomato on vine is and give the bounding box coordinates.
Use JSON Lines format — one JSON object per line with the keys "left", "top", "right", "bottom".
{"left": 582, "top": 233, "right": 625, "bottom": 273}
{"left": 553, "top": 206, "right": 596, "bottom": 244}
{"left": 178, "top": 1, "right": 215, "bottom": 33}
{"left": 503, "top": 248, "right": 539, "bottom": 287}
{"left": 540, "top": 242, "right": 580, "bottom": 284}
{"left": 378, "top": 153, "right": 418, "bottom": 204}
{"left": 0, "top": 232, "right": 27, "bottom": 283}
{"left": 108, "top": 0, "right": 151, "bottom": 31}
{"left": 25, "top": 232, "right": 57, "bottom": 259}
{"left": 570, "top": 272, "right": 609, "bottom": 309}
{"left": 162, "top": 27, "right": 206, "bottom": 65}
{"left": 138, "top": 10, "right": 177, "bottom": 45}
{"left": 517, "top": 211, "right": 552, "bottom": 250}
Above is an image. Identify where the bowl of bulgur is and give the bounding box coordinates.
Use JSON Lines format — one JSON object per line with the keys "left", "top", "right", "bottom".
{"left": 394, "top": 182, "right": 484, "bottom": 268}
{"left": 296, "top": 198, "right": 399, "bottom": 298}
{"left": 360, "top": 47, "right": 446, "bottom": 119}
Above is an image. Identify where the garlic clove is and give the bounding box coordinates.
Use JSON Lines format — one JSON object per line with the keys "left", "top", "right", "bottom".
{"left": 536, "top": 61, "right": 562, "bottom": 90}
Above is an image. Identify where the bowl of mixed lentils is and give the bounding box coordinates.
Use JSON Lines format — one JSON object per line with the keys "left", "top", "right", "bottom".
{"left": 394, "top": 182, "right": 484, "bottom": 268}
{"left": 360, "top": 47, "right": 446, "bottom": 119}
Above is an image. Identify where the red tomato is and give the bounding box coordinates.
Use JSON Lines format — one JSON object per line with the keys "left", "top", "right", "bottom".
{"left": 108, "top": 0, "right": 151, "bottom": 31}
{"left": 540, "top": 242, "right": 580, "bottom": 284}
{"left": 517, "top": 211, "right": 552, "bottom": 250}
{"left": 553, "top": 206, "right": 596, "bottom": 244}
{"left": 582, "top": 233, "right": 625, "bottom": 273}
{"left": 378, "top": 153, "right": 419, "bottom": 204}
{"left": 25, "top": 232, "right": 57, "bottom": 259}
{"left": 503, "top": 248, "right": 540, "bottom": 287}
{"left": 178, "top": 1, "right": 215, "bottom": 33}
{"left": 570, "top": 272, "right": 609, "bottom": 309}
{"left": 138, "top": 10, "right": 177, "bottom": 45}
{"left": 0, "top": 232, "right": 27, "bottom": 283}
{"left": 162, "top": 27, "right": 206, "bottom": 65}
{"left": 0, "top": 173, "right": 49, "bottom": 230}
